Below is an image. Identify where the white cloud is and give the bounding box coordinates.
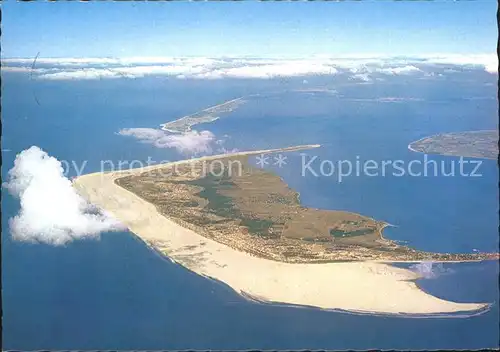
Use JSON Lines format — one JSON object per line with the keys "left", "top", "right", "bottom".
{"left": 2, "top": 53, "right": 496, "bottom": 80}
{"left": 118, "top": 128, "right": 216, "bottom": 156}
{"left": 194, "top": 62, "right": 337, "bottom": 79}
{"left": 350, "top": 73, "right": 372, "bottom": 82}
{"left": 483, "top": 62, "right": 498, "bottom": 74}
{"left": 36, "top": 62, "right": 336, "bottom": 80}
{"left": 3, "top": 146, "right": 125, "bottom": 246}
{"left": 2, "top": 57, "right": 119, "bottom": 65}
{"left": 350, "top": 64, "right": 422, "bottom": 76}
{"left": 36, "top": 65, "right": 208, "bottom": 80}
{"left": 376, "top": 65, "right": 422, "bottom": 75}
{"left": 38, "top": 68, "right": 133, "bottom": 80}
{"left": 1, "top": 66, "right": 59, "bottom": 74}
{"left": 2, "top": 56, "right": 217, "bottom": 66}
{"left": 117, "top": 128, "right": 165, "bottom": 142}
{"left": 1, "top": 66, "right": 33, "bottom": 73}
{"left": 119, "top": 65, "right": 206, "bottom": 77}
{"left": 410, "top": 261, "right": 453, "bottom": 279}
{"left": 213, "top": 138, "right": 239, "bottom": 154}
{"left": 419, "top": 54, "right": 498, "bottom": 74}
{"left": 160, "top": 130, "right": 216, "bottom": 155}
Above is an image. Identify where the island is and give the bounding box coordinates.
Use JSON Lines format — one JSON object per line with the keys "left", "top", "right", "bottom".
{"left": 159, "top": 90, "right": 338, "bottom": 134}
{"left": 115, "top": 151, "right": 496, "bottom": 263}
{"left": 73, "top": 145, "right": 497, "bottom": 316}
{"left": 160, "top": 97, "right": 247, "bottom": 133}
{"left": 409, "top": 130, "right": 498, "bottom": 159}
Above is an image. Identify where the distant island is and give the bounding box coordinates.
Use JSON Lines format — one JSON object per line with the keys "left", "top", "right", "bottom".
{"left": 409, "top": 130, "right": 498, "bottom": 159}
{"left": 74, "top": 145, "right": 496, "bottom": 316}
{"left": 159, "top": 89, "right": 338, "bottom": 134}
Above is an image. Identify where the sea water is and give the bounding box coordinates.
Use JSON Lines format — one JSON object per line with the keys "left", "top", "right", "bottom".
{"left": 2, "top": 72, "right": 498, "bottom": 349}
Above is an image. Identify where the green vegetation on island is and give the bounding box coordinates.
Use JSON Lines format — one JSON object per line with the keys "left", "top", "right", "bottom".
{"left": 115, "top": 151, "right": 499, "bottom": 263}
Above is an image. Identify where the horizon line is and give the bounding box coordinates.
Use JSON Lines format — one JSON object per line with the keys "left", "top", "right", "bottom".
{"left": 2, "top": 52, "right": 497, "bottom": 60}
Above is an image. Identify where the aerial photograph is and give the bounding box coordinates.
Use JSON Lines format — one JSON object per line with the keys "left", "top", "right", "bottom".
{"left": 1, "top": 1, "right": 499, "bottom": 350}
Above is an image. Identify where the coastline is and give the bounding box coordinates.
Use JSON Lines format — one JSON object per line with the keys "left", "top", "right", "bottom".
{"left": 160, "top": 96, "right": 246, "bottom": 133}
{"left": 408, "top": 130, "right": 499, "bottom": 160}
{"left": 131, "top": 232, "right": 493, "bottom": 319}
{"left": 158, "top": 89, "right": 375, "bottom": 134}
{"left": 73, "top": 146, "right": 491, "bottom": 316}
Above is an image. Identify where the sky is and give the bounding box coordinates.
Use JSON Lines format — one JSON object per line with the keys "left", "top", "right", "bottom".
{"left": 2, "top": 1, "right": 498, "bottom": 59}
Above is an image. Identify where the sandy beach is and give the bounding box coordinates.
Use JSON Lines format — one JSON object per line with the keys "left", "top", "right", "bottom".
{"left": 73, "top": 147, "right": 489, "bottom": 316}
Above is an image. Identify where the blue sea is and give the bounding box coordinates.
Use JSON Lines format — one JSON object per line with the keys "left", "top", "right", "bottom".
{"left": 2, "top": 72, "right": 499, "bottom": 350}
